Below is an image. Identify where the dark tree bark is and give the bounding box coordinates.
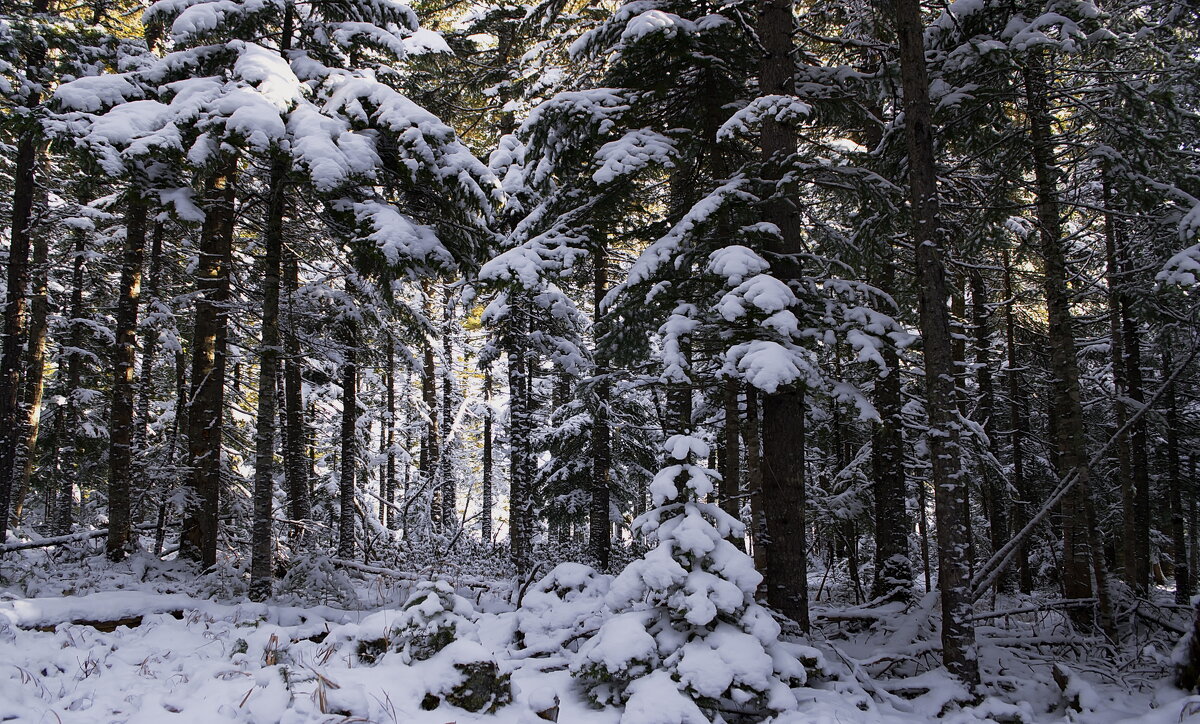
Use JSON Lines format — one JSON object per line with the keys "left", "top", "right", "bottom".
{"left": 421, "top": 287, "right": 440, "bottom": 529}
{"left": 11, "top": 204, "right": 51, "bottom": 525}
{"left": 1162, "top": 334, "right": 1190, "bottom": 603}
{"left": 1023, "top": 53, "right": 1114, "bottom": 636}
{"left": 590, "top": 245, "right": 612, "bottom": 570}
{"left": 384, "top": 336, "right": 396, "bottom": 530}
{"left": 133, "top": 221, "right": 165, "bottom": 523}
{"left": 743, "top": 385, "right": 769, "bottom": 600}
{"left": 0, "top": 77, "right": 46, "bottom": 534}
{"left": 181, "top": 168, "right": 236, "bottom": 567}
{"left": 892, "top": 0, "right": 977, "bottom": 684}
{"left": 481, "top": 370, "right": 493, "bottom": 544}
{"left": 107, "top": 191, "right": 150, "bottom": 559}
{"left": 250, "top": 156, "right": 287, "bottom": 601}
{"left": 1102, "top": 180, "right": 1138, "bottom": 589}
{"left": 439, "top": 290, "right": 457, "bottom": 531}
{"left": 508, "top": 295, "right": 532, "bottom": 571}
{"left": 721, "top": 378, "right": 741, "bottom": 542}
{"left": 872, "top": 252, "right": 911, "bottom": 601}
{"left": 338, "top": 321, "right": 358, "bottom": 560}
{"left": 282, "top": 248, "right": 310, "bottom": 535}
{"left": 1002, "top": 248, "right": 1033, "bottom": 594}
{"left": 971, "top": 269, "right": 1010, "bottom": 592}
{"left": 757, "top": 0, "right": 810, "bottom": 633}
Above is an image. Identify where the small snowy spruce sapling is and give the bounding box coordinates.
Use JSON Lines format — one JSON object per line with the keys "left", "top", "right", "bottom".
{"left": 572, "top": 435, "right": 823, "bottom": 722}
{"left": 352, "top": 580, "right": 513, "bottom": 713}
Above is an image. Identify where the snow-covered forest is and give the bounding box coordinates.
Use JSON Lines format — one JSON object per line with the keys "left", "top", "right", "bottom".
{"left": 1, "top": 0, "right": 1200, "bottom": 720}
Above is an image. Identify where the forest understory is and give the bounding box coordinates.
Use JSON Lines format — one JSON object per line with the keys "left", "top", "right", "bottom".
{"left": 2, "top": 0, "right": 1200, "bottom": 720}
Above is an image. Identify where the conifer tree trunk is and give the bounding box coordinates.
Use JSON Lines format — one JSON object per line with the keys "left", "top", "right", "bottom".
{"left": 55, "top": 204, "right": 93, "bottom": 535}
{"left": 590, "top": 245, "right": 612, "bottom": 570}
{"left": 12, "top": 211, "right": 51, "bottom": 525}
{"left": 757, "top": 0, "right": 810, "bottom": 632}
{"left": 721, "top": 379, "right": 741, "bottom": 536}
{"left": 107, "top": 191, "right": 150, "bottom": 559}
{"left": 338, "top": 321, "right": 358, "bottom": 560}
{"left": 1163, "top": 334, "right": 1189, "bottom": 603}
{"left": 1119, "top": 235, "right": 1151, "bottom": 593}
{"left": 439, "top": 291, "right": 456, "bottom": 531}
{"left": 872, "top": 252, "right": 911, "bottom": 600}
{"left": 1102, "top": 181, "right": 1137, "bottom": 588}
{"left": 892, "top": 0, "right": 977, "bottom": 684}
{"left": 384, "top": 337, "right": 396, "bottom": 530}
{"left": 482, "top": 370, "right": 493, "bottom": 544}
{"left": 421, "top": 287, "right": 440, "bottom": 529}
{"left": 971, "top": 269, "right": 1009, "bottom": 591}
{"left": 250, "top": 157, "right": 287, "bottom": 600}
{"left": 181, "top": 168, "right": 236, "bottom": 567}
{"left": 743, "top": 385, "right": 769, "bottom": 599}
{"left": 1002, "top": 248, "right": 1033, "bottom": 593}
{"left": 133, "top": 221, "right": 165, "bottom": 522}
{"left": 1023, "top": 54, "right": 1097, "bottom": 612}
{"left": 0, "top": 91, "right": 45, "bottom": 534}
{"left": 282, "top": 249, "right": 310, "bottom": 535}
{"left": 508, "top": 296, "right": 532, "bottom": 571}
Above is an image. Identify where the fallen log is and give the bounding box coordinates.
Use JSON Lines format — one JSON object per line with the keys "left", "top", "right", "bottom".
{"left": 0, "top": 522, "right": 160, "bottom": 553}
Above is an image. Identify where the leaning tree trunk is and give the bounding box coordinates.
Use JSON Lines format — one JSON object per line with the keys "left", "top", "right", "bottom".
{"left": 757, "top": 0, "right": 810, "bottom": 633}
{"left": 250, "top": 156, "right": 287, "bottom": 600}
{"left": 589, "top": 244, "right": 612, "bottom": 570}
{"left": 181, "top": 167, "right": 236, "bottom": 567}
{"left": 892, "top": 0, "right": 978, "bottom": 684}
{"left": 107, "top": 191, "right": 150, "bottom": 559}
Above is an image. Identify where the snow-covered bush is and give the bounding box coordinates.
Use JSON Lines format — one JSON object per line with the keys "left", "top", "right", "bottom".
{"left": 389, "top": 580, "right": 480, "bottom": 663}
{"left": 275, "top": 554, "right": 359, "bottom": 608}
{"left": 514, "top": 562, "right": 611, "bottom": 653}
{"left": 572, "top": 435, "right": 825, "bottom": 721}
{"left": 417, "top": 639, "right": 513, "bottom": 714}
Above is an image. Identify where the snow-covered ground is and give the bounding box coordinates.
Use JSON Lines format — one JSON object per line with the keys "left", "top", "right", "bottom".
{"left": 0, "top": 548, "right": 1192, "bottom": 723}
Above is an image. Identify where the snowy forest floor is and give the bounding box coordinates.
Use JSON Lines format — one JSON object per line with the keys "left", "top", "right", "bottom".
{"left": 0, "top": 541, "right": 1195, "bottom": 723}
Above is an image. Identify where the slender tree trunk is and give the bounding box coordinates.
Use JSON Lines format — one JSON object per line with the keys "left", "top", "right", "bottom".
{"left": 892, "top": 0, "right": 977, "bottom": 683}
{"left": 757, "top": 0, "right": 810, "bottom": 632}
{"left": 181, "top": 167, "right": 236, "bottom": 567}
{"left": 0, "top": 95, "right": 45, "bottom": 535}
{"left": 282, "top": 249, "right": 310, "bottom": 535}
{"left": 384, "top": 336, "right": 396, "bottom": 530}
{"left": 439, "top": 290, "right": 457, "bottom": 531}
{"left": 1023, "top": 54, "right": 1112, "bottom": 634}
{"left": 132, "top": 221, "right": 165, "bottom": 523}
{"left": 54, "top": 196, "right": 92, "bottom": 535}
{"left": 590, "top": 245, "right": 612, "bottom": 570}
{"left": 338, "top": 321, "right": 358, "bottom": 559}
{"left": 721, "top": 378, "right": 741, "bottom": 541}
{"left": 872, "top": 252, "right": 911, "bottom": 600}
{"left": 107, "top": 191, "right": 150, "bottom": 559}
{"left": 1102, "top": 180, "right": 1138, "bottom": 588}
{"left": 1119, "top": 231, "right": 1151, "bottom": 593}
{"left": 482, "top": 370, "right": 493, "bottom": 544}
{"left": 743, "top": 385, "right": 769, "bottom": 599}
{"left": 12, "top": 208, "right": 51, "bottom": 525}
{"left": 971, "top": 269, "right": 1009, "bottom": 592}
{"left": 250, "top": 156, "right": 287, "bottom": 600}
{"left": 1162, "top": 333, "right": 1189, "bottom": 603}
{"left": 421, "top": 287, "right": 439, "bottom": 530}
{"left": 508, "top": 295, "right": 532, "bottom": 571}
{"left": 1002, "top": 248, "right": 1033, "bottom": 594}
